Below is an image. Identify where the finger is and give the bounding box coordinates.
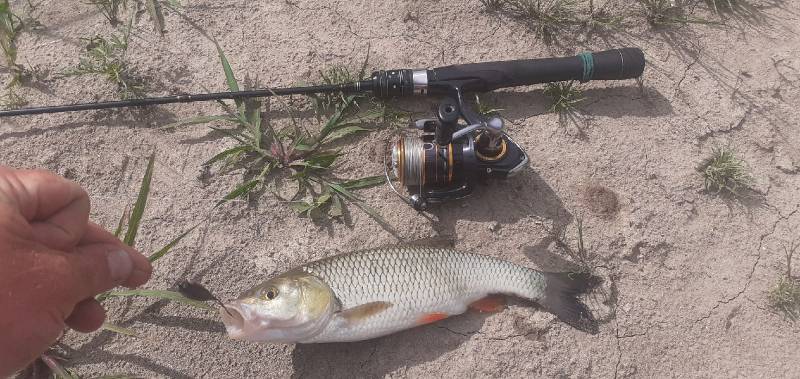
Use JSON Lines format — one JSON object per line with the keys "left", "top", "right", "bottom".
{"left": 67, "top": 243, "right": 152, "bottom": 302}
{"left": 65, "top": 298, "right": 106, "bottom": 333}
{"left": 7, "top": 169, "right": 90, "bottom": 250}
{"left": 79, "top": 223, "right": 153, "bottom": 287}
{"left": 80, "top": 221, "right": 127, "bottom": 245}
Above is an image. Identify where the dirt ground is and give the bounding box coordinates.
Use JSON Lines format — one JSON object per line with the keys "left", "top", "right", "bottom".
{"left": 2, "top": 0, "right": 799, "bottom": 378}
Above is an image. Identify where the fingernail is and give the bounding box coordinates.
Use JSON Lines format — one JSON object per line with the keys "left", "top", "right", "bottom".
{"left": 108, "top": 250, "right": 134, "bottom": 282}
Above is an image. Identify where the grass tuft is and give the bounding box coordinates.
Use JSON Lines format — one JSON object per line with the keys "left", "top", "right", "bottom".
{"left": 544, "top": 81, "right": 583, "bottom": 115}
{"left": 698, "top": 146, "right": 754, "bottom": 196}
{"left": 86, "top": 0, "right": 128, "bottom": 26}
{"left": 0, "top": 85, "right": 26, "bottom": 108}
{"left": 480, "top": 0, "right": 507, "bottom": 12}
{"left": 769, "top": 239, "right": 799, "bottom": 322}
{"left": 640, "top": 0, "right": 718, "bottom": 27}
{"left": 505, "top": 0, "right": 578, "bottom": 42}
{"left": 770, "top": 277, "right": 800, "bottom": 322}
{"left": 97, "top": 153, "right": 199, "bottom": 305}
{"left": 0, "top": 0, "right": 25, "bottom": 84}
{"left": 705, "top": 0, "right": 748, "bottom": 14}
{"left": 87, "top": 0, "right": 177, "bottom": 33}
{"left": 64, "top": 23, "right": 144, "bottom": 99}
{"left": 166, "top": 45, "right": 391, "bottom": 226}
{"left": 585, "top": 0, "right": 625, "bottom": 31}
{"left": 474, "top": 94, "right": 504, "bottom": 117}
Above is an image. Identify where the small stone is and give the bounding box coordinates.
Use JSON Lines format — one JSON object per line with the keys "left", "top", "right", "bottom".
{"left": 775, "top": 153, "right": 797, "bottom": 174}
{"left": 59, "top": 167, "right": 77, "bottom": 180}
{"left": 489, "top": 222, "right": 501, "bottom": 232}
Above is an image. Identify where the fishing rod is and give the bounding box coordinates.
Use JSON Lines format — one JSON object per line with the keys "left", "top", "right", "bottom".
{"left": 1, "top": 47, "right": 646, "bottom": 209}
{"left": 0, "top": 84, "right": 358, "bottom": 117}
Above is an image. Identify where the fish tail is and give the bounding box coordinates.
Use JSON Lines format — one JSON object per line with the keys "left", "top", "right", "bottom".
{"left": 538, "top": 272, "right": 600, "bottom": 334}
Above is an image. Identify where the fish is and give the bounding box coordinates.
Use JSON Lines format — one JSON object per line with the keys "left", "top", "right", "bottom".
{"left": 220, "top": 247, "right": 599, "bottom": 343}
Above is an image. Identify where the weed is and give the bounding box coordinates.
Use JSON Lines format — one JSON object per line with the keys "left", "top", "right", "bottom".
{"left": 640, "top": 0, "right": 716, "bottom": 27}
{"left": 505, "top": 0, "right": 578, "bottom": 41}
{"left": 86, "top": 0, "right": 128, "bottom": 26}
{"left": 702, "top": 0, "right": 763, "bottom": 24}
{"left": 309, "top": 62, "right": 367, "bottom": 116}
{"left": 768, "top": 239, "right": 799, "bottom": 322}
{"left": 88, "top": 0, "right": 177, "bottom": 34}
{"left": 480, "top": 0, "right": 507, "bottom": 12}
{"left": 475, "top": 94, "right": 504, "bottom": 117}
{"left": 145, "top": 0, "right": 182, "bottom": 34}
{"left": 544, "top": 81, "right": 583, "bottom": 115}
{"left": 308, "top": 50, "right": 407, "bottom": 128}
{"left": 0, "top": 0, "right": 29, "bottom": 85}
{"left": 0, "top": 85, "right": 26, "bottom": 108}
{"left": 64, "top": 24, "right": 144, "bottom": 99}
{"left": 97, "top": 155, "right": 203, "bottom": 302}
{"left": 554, "top": 217, "right": 595, "bottom": 272}
{"left": 167, "top": 45, "right": 390, "bottom": 225}
{"left": 585, "top": 0, "right": 625, "bottom": 31}
{"left": 698, "top": 146, "right": 754, "bottom": 196}
{"left": 705, "top": 0, "right": 747, "bottom": 13}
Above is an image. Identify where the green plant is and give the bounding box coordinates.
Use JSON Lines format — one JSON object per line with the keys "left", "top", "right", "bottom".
{"left": 145, "top": 0, "right": 182, "bottom": 35}
{"left": 87, "top": 0, "right": 177, "bottom": 34}
{"left": 554, "top": 216, "right": 595, "bottom": 272}
{"left": 705, "top": 0, "right": 747, "bottom": 13}
{"left": 698, "top": 146, "right": 754, "bottom": 195}
{"left": 86, "top": 0, "right": 128, "bottom": 25}
{"left": 585, "top": 0, "right": 625, "bottom": 31}
{"left": 480, "top": 0, "right": 507, "bottom": 12}
{"left": 768, "top": 239, "right": 799, "bottom": 322}
{"left": 702, "top": 0, "right": 762, "bottom": 23}
{"left": 167, "top": 45, "right": 389, "bottom": 224}
{"left": 308, "top": 51, "right": 406, "bottom": 128}
{"left": 309, "top": 62, "right": 367, "bottom": 115}
{"left": 0, "top": 85, "right": 26, "bottom": 108}
{"left": 544, "top": 81, "right": 583, "bottom": 115}
{"left": 0, "top": 0, "right": 26, "bottom": 84}
{"left": 505, "top": 0, "right": 578, "bottom": 41}
{"left": 474, "top": 94, "right": 504, "bottom": 117}
{"left": 96, "top": 154, "right": 205, "bottom": 309}
{"left": 65, "top": 24, "right": 143, "bottom": 99}
{"left": 640, "top": 0, "right": 716, "bottom": 27}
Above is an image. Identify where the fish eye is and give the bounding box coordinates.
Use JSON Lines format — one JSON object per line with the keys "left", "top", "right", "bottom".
{"left": 264, "top": 287, "right": 278, "bottom": 300}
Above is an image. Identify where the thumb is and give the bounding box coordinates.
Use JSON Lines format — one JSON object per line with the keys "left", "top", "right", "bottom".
{"left": 65, "top": 243, "right": 152, "bottom": 303}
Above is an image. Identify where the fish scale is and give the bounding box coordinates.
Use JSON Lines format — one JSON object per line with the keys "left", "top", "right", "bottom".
{"left": 297, "top": 247, "right": 546, "bottom": 343}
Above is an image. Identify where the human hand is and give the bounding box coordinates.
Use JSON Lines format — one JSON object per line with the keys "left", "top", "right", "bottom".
{"left": 0, "top": 167, "right": 153, "bottom": 377}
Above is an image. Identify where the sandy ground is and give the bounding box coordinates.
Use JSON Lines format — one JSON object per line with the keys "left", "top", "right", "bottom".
{"left": 2, "top": 0, "right": 799, "bottom": 378}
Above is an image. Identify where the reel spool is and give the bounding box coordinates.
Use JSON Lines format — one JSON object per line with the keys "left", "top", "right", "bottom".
{"left": 385, "top": 126, "right": 528, "bottom": 210}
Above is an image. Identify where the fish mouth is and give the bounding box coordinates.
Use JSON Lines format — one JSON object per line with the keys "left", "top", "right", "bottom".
{"left": 220, "top": 305, "right": 246, "bottom": 339}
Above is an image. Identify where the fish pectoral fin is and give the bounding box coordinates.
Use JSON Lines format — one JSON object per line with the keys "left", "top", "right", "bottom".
{"left": 338, "top": 301, "right": 393, "bottom": 323}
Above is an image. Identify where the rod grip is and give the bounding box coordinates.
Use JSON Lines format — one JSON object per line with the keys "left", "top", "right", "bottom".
{"left": 428, "top": 48, "right": 645, "bottom": 92}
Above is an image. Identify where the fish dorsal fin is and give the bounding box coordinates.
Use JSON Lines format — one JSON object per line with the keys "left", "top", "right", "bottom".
{"left": 339, "top": 301, "right": 393, "bottom": 323}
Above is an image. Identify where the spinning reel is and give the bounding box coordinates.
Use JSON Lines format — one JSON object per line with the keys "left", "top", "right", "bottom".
{"left": 386, "top": 90, "right": 528, "bottom": 210}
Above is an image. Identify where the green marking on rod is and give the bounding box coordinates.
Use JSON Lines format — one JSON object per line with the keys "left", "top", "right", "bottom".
{"left": 578, "top": 52, "right": 594, "bottom": 82}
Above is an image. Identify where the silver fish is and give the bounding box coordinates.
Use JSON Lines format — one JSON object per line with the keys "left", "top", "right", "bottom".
{"left": 220, "top": 247, "right": 597, "bottom": 343}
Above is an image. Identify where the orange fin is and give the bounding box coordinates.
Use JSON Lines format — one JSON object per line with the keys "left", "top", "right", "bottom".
{"left": 469, "top": 295, "right": 506, "bottom": 313}
{"left": 417, "top": 312, "right": 449, "bottom": 325}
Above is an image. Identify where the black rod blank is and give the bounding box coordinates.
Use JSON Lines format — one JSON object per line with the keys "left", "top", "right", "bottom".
{"left": 0, "top": 83, "right": 357, "bottom": 117}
